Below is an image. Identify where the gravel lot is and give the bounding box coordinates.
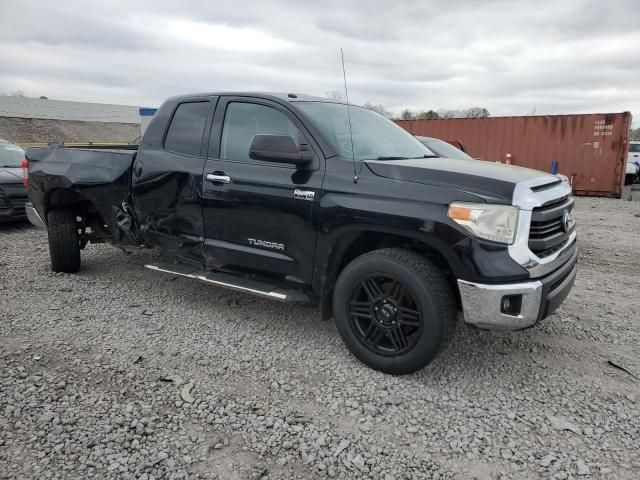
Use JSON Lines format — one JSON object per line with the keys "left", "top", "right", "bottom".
{"left": 1, "top": 197, "right": 639, "bottom": 480}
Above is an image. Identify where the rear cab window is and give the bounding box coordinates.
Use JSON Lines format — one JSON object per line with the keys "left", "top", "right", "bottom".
{"left": 164, "top": 101, "right": 210, "bottom": 156}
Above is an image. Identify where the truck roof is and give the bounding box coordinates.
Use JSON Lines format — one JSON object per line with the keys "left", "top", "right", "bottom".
{"left": 167, "top": 92, "right": 347, "bottom": 105}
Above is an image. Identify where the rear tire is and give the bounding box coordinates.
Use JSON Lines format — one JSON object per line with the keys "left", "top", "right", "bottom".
{"left": 47, "top": 209, "right": 81, "bottom": 273}
{"left": 333, "top": 248, "right": 456, "bottom": 375}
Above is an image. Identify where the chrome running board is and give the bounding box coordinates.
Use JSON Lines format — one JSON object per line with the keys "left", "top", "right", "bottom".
{"left": 145, "top": 264, "right": 310, "bottom": 304}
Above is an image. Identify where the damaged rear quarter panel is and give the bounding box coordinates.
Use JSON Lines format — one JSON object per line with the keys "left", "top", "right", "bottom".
{"left": 26, "top": 147, "right": 136, "bottom": 237}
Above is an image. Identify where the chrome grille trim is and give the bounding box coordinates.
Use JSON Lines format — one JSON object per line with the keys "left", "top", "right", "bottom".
{"left": 509, "top": 176, "right": 576, "bottom": 278}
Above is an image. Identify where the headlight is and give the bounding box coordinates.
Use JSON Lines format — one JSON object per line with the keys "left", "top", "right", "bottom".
{"left": 448, "top": 202, "right": 519, "bottom": 244}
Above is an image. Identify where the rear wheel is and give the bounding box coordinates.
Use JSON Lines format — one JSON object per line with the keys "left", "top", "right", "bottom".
{"left": 47, "top": 209, "right": 81, "bottom": 273}
{"left": 333, "top": 248, "right": 456, "bottom": 375}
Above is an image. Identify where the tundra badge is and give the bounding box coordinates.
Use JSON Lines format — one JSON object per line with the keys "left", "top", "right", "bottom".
{"left": 248, "top": 238, "right": 285, "bottom": 251}
{"left": 294, "top": 189, "right": 315, "bottom": 201}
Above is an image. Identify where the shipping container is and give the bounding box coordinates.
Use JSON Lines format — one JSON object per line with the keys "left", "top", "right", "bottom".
{"left": 397, "top": 112, "right": 632, "bottom": 197}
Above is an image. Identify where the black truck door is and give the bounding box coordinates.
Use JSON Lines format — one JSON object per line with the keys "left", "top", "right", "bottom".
{"left": 131, "top": 97, "right": 216, "bottom": 264}
{"left": 201, "top": 97, "right": 324, "bottom": 285}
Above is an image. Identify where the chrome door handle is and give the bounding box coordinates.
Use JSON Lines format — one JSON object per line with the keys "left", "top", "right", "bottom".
{"left": 206, "top": 173, "right": 231, "bottom": 184}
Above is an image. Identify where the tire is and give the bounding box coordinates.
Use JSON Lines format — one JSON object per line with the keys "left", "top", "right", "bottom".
{"left": 47, "top": 209, "right": 81, "bottom": 273}
{"left": 333, "top": 248, "right": 456, "bottom": 375}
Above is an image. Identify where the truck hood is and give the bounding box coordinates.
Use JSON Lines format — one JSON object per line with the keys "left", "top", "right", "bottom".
{"left": 0, "top": 167, "right": 23, "bottom": 184}
{"left": 365, "top": 157, "right": 558, "bottom": 203}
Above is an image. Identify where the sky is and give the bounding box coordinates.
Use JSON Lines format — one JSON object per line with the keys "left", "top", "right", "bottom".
{"left": 0, "top": 0, "right": 638, "bottom": 125}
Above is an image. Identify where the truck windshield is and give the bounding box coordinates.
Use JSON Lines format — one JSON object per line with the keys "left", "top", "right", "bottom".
{"left": 296, "top": 102, "right": 435, "bottom": 160}
{"left": 418, "top": 137, "right": 475, "bottom": 161}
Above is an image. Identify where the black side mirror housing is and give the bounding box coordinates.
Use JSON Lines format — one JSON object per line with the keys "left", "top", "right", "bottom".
{"left": 249, "top": 134, "right": 313, "bottom": 166}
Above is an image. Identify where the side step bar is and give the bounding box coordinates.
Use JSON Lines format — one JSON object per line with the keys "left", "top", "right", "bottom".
{"left": 145, "top": 264, "right": 310, "bottom": 304}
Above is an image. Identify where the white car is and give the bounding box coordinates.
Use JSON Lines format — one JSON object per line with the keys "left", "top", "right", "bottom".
{"left": 627, "top": 141, "right": 640, "bottom": 185}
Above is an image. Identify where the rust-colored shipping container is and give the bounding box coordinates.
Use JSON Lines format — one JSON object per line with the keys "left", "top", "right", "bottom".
{"left": 397, "top": 112, "right": 632, "bottom": 197}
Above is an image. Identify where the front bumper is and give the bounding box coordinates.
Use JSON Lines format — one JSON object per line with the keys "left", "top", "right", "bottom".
{"left": 458, "top": 245, "right": 577, "bottom": 331}
{"left": 0, "top": 205, "right": 27, "bottom": 222}
{"left": 0, "top": 210, "right": 26, "bottom": 222}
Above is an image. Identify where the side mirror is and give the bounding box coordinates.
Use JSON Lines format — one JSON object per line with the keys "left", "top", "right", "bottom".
{"left": 249, "top": 134, "right": 313, "bottom": 166}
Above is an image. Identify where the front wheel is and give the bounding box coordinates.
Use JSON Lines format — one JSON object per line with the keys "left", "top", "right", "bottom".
{"left": 333, "top": 248, "right": 456, "bottom": 375}
{"left": 47, "top": 209, "right": 81, "bottom": 273}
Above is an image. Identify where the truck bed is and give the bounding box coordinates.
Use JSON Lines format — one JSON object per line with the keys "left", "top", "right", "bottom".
{"left": 26, "top": 146, "right": 138, "bottom": 237}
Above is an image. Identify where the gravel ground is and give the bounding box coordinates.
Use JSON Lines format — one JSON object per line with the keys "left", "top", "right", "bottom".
{"left": 1, "top": 197, "right": 639, "bottom": 480}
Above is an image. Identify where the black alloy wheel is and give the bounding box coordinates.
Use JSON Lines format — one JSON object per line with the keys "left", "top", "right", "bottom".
{"left": 348, "top": 275, "right": 422, "bottom": 356}
{"left": 333, "top": 248, "right": 456, "bottom": 374}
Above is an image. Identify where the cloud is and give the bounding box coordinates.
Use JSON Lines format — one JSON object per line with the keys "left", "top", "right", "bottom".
{"left": 0, "top": 0, "right": 637, "bottom": 124}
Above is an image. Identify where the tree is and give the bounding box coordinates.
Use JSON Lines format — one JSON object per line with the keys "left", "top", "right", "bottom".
{"left": 400, "top": 108, "right": 415, "bottom": 120}
{"left": 362, "top": 102, "right": 392, "bottom": 119}
{"left": 417, "top": 110, "right": 440, "bottom": 120}
{"left": 10, "top": 89, "right": 26, "bottom": 97}
{"left": 631, "top": 127, "right": 640, "bottom": 141}
{"left": 325, "top": 89, "right": 345, "bottom": 101}
{"left": 437, "top": 108, "right": 463, "bottom": 119}
{"left": 466, "top": 107, "right": 490, "bottom": 118}
{"left": 437, "top": 107, "right": 491, "bottom": 119}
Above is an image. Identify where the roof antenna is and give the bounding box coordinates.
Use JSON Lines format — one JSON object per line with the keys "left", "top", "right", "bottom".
{"left": 340, "top": 48, "right": 358, "bottom": 183}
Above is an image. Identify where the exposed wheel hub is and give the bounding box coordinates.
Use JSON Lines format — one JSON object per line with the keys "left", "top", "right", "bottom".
{"left": 374, "top": 299, "right": 398, "bottom": 326}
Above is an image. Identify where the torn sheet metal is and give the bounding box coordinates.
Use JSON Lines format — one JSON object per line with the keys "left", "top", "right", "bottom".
{"left": 26, "top": 146, "right": 137, "bottom": 240}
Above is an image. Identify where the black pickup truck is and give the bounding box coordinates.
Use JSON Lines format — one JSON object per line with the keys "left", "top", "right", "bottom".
{"left": 25, "top": 92, "right": 577, "bottom": 374}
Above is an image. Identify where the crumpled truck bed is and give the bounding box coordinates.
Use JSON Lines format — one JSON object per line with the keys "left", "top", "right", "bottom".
{"left": 26, "top": 147, "right": 137, "bottom": 239}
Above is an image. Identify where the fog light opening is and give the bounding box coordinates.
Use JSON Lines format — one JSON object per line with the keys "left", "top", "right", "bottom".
{"left": 500, "top": 294, "right": 522, "bottom": 316}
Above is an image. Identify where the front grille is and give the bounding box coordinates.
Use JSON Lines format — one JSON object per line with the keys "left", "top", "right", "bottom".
{"left": 0, "top": 183, "right": 27, "bottom": 198}
{"left": 528, "top": 195, "right": 575, "bottom": 257}
{"left": 0, "top": 184, "right": 28, "bottom": 212}
{"left": 10, "top": 196, "right": 27, "bottom": 211}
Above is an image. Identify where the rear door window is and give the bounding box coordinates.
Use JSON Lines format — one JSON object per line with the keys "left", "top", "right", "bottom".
{"left": 164, "top": 101, "right": 210, "bottom": 156}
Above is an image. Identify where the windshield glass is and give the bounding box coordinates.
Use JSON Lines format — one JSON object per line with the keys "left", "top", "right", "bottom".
{"left": 296, "top": 102, "right": 435, "bottom": 160}
{"left": 0, "top": 142, "right": 25, "bottom": 167}
{"left": 418, "top": 137, "right": 474, "bottom": 161}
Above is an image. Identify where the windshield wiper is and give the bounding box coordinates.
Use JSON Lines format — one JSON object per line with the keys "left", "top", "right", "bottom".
{"left": 376, "top": 156, "right": 408, "bottom": 160}
{"left": 409, "top": 154, "right": 439, "bottom": 159}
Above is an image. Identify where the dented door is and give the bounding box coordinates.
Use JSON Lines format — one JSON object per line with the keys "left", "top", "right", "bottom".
{"left": 131, "top": 97, "right": 217, "bottom": 263}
